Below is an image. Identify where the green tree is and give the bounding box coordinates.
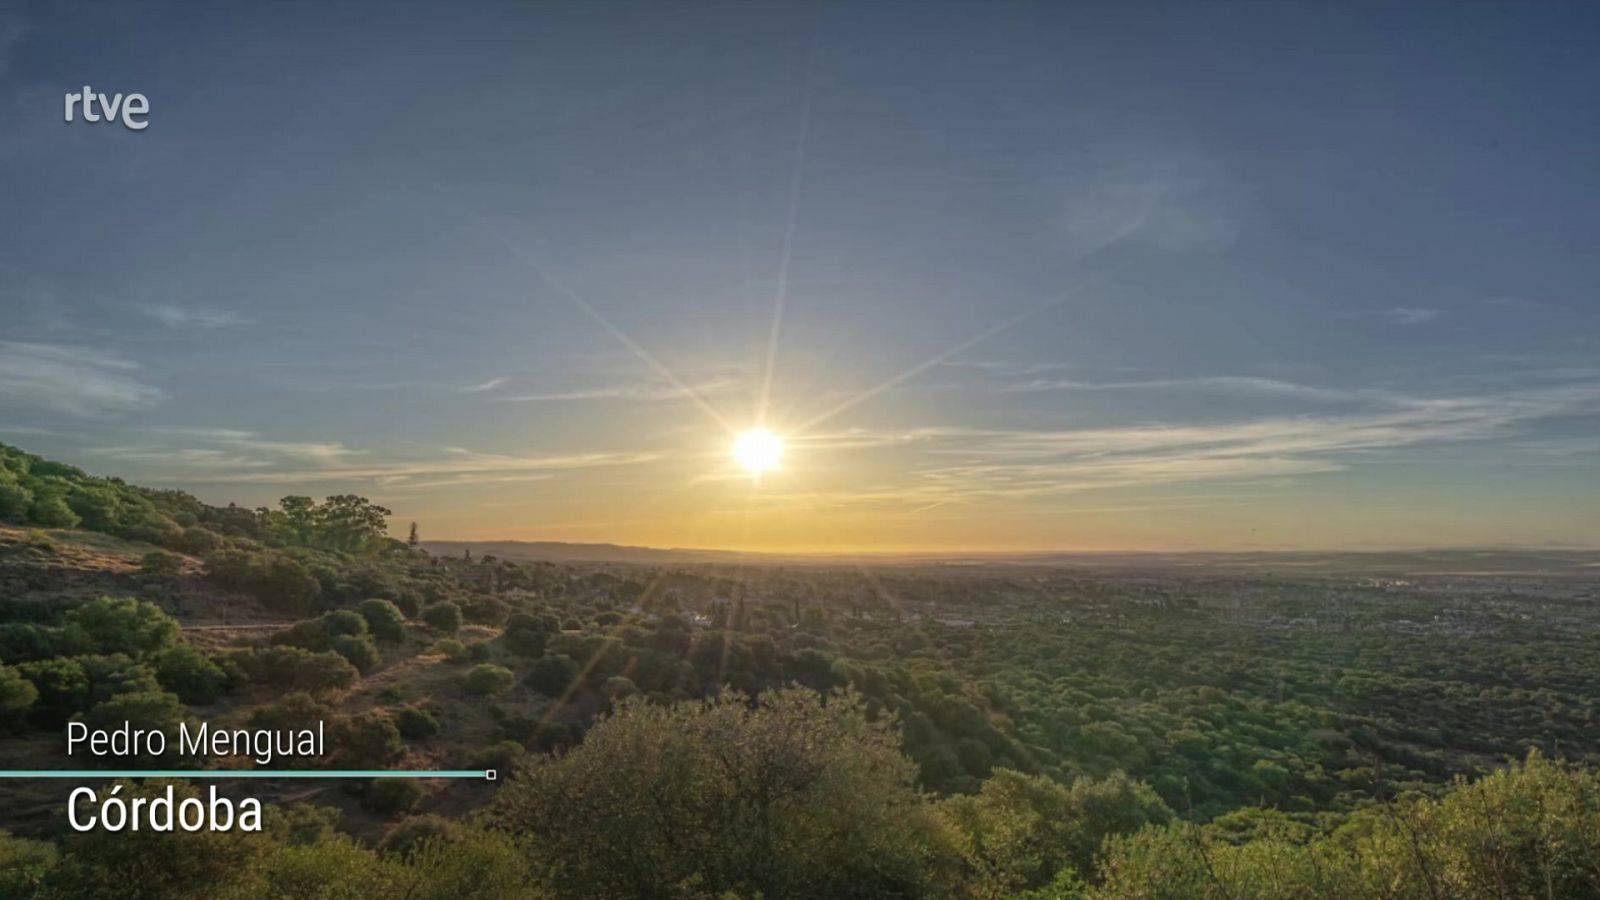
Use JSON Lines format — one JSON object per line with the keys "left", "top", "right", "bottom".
{"left": 525, "top": 654, "right": 579, "bottom": 698}
{"left": 79, "top": 691, "right": 189, "bottom": 764}
{"left": 19, "top": 657, "right": 90, "bottom": 728}
{"left": 494, "top": 688, "right": 963, "bottom": 899}
{"left": 28, "top": 492, "right": 78, "bottom": 528}
{"left": 421, "top": 602, "right": 461, "bottom": 634}
{"left": 63, "top": 597, "right": 180, "bottom": 658}
{"left": 356, "top": 599, "right": 407, "bottom": 643}
{"left": 0, "top": 664, "right": 39, "bottom": 730}
{"left": 153, "top": 644, "right": 228, "bottom": 705}
{"left": 463, "top": 664, "right": 515, "bottom": 697}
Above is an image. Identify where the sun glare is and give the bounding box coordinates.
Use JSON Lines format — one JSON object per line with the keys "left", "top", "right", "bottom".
{"left": 733, "top": 429, "right": 783, "bottom": 475}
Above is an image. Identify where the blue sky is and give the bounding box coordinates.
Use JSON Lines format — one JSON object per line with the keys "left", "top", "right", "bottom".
{"left": 2, "top": 1, "right": 1597, "bottom": 551}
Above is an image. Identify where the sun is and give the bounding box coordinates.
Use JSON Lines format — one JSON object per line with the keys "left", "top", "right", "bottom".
{"left": 732, "top": 429, "right": 784, "bottom": 475}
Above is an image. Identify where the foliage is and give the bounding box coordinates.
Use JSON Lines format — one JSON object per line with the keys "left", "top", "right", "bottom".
{"left": 421, "top": 602, "right": 461, "bottom": 634}
{"left": 356, "top": 599, "right": 407, "bottom": 642}
{"left": 495, "top": 688, "right": 962, "bottom": 899}
{"left": 463, "top": 663, "right": 515, "bottom": 696}
{"left": 394, "top": 706, "right": 439, "bottom": 739}
{"left": 153, "top": 644, "right": 228, "bottom": 705}
{"left": 363, "top": 779, "right": 422, "bottom": 817}
{"left": 62, "top": 597, "right": 179, "bottom": 658}
{"left": 0, "top": 665, "right": 38, "bottom": 730}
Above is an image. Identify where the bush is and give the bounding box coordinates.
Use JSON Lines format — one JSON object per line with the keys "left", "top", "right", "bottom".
{"left": 174, "top": 525, "right": 222, "bottom": 555}
{"left": 493, "top": 689, "right": 959, "bottom": 898}
{"left": 470, "top": 740, "right": 524, "bottom": 774}
{"left": 0, "top": 664, "right": 38, "bottom": 729}
{"left": 249, "top": 693, "right": 334, "bottom": 737}
{"left": 28, "top": 493, "right": 79, "bottom": 528}
{"left": 332, "top": 634, "right": 380, "bottom": 674}
{"left": 153, "top": 643, "right": 228, "bottom": 705}
{"left": 502, "top": 627, "right": 548, "bottom": 658}
{"left": 140, "top": 551, "right": 183, "bottom": 578}
{"left": 356, "top": 599, "right": 407, "bottom": 642}
{"left": 395, "top": 706, "right": 439, "bottom": 740}
{"left": 18, "top": 658, "right": 90, "bottom": 728}
{"left": 363, "top": 778, "right": 423, "bottom": 817}
{"left": 0, "top": 478, "right": 33, "bottom": 521}
{"left": 431, "top": 639, "right": 468, "bottom": 663}
{"left": 335, "top": 712, "right": 403, "bottom": 768}
{"left": 463, "top": 664, "right": 515, "bottom": 697}
{"left": 0, "top": 830, "right": 57, "bottom": 897}
{"left": 79, "top": 691, "right": 187, "bottom": 763}
{"left": 63, "top": 596, "right": 180, "bottom": 658}
{"left": 421, "top": 602, "right": 461, "bottom": 634}
{"left": 0, "top": 623, "right": 55, "bottom": 663}
{"left": 526, "top": 654, "right": 580, "bottom": 698}
{"left": 239, "top": 647, "right": 358, "bottom": 695}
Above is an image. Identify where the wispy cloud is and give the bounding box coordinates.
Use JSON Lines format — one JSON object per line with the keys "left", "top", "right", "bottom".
{"left": 460, "top": 377, "right": 508, "bottom": 394}
{"left": 136, "top": 304, "right": 250, "bottom": 329}
{"left": 1001, "top": 375, "right": 1386, "bottom": 404}
{"left": 1058, "top": 153, "right": 1238, "bottom": 255}
{"left": 1374, "top": 307, "right": 1443, "bottom": 325}
{"left": 0, "top": 342, "right": 164, "bottom": 416}
{"left": 496, "top": 377, "right": 738, "bottom": 403}
{"left": 780, "top": 381, "right": 1600, "bottom": 508}
{"left": 193, "top": 448, "right": 658, "bottom": 485}
{"left": 91, "top": 428, "right": 655, "bottom": 488}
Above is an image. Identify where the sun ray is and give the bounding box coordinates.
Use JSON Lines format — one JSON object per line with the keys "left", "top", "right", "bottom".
{"left": 757, "top": 38, "right": 818, "bottom": 428}
{"left": 447, "top": 198, "right": 740, "bottom": 435}
{"left": 788, "top": 263, "right": 1125, "bottom": 436}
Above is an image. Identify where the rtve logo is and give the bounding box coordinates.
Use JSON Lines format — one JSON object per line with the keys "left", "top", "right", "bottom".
{"left": 64, "top": 86, "right": 149, "bottom": 130}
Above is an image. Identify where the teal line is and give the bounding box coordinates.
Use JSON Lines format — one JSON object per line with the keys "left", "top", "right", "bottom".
{"left": 0, "top": 770, "right": 489, "bottom": 779}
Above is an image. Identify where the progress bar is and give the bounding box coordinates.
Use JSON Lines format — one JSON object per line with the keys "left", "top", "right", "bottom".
{"left": 0, "top": 770, "right": 495, "bottom": 779}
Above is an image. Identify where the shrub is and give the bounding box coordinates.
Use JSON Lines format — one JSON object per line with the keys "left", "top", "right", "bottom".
{"left": 153, "top": 643, "right": 228, "bottom": 705}
{"left": 140, "top": 551, "right": 183, "bottom": 578}
{"left": 470, "top": 740, "right": 524, "bottom": 773}
{"left": 0, "top": 479, "right": 33, "bottom": 521}
{"left": 335, "top": 712, "right": 403, "bottom": 768}
{"left": 0, "top": 624, "right": 55, "bottom": 663}
{"left": 355, "top": 599, "right": 406, "bottom": 643}
{"left": 0, "top": 664, "right": 38, "bottom": 729}
{"left": 18, "top": 658, "right": 90, "bottom": 728}
{"left": 174, "top": 525, "right": 222, "bottom": 555}
{"left": 422, "top": 602, "right": 461, "bottom": 634}
{"left": 63, "top": 596, "right": 180, "bottom": 658}
{"left": 395, "top": 706, "right": 439, "bottom": 740}
{"left": 363, "top": 778, "right": 422, "bottom": 817}
{"left": 239, "top": 647, "right": 358, "bottom": 695}
{"left": 431, "top": 639, "right": 468, "bottom": 663}
{"left": 80, "top": 691, "right": 187, "bottom": 763}
{"left": 463, "top": 664, "right": 515, "bottom": 697}
{"left": 525, "top": 654, "right": 580, "bottom": 698}
{"left": 28, "top": 494, "right": 79, "bottom": 528}
{"left": 332, "top": 634, "right": 380, "bottom": 674}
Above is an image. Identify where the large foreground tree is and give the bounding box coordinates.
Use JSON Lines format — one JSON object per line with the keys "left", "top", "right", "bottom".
{"left": 494, "top": 688, "right": 962, "bottom": 899}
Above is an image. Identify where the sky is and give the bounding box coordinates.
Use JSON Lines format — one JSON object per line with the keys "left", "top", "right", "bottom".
{"left": 2, "top": 1, "right": 1598, "bottom": 553}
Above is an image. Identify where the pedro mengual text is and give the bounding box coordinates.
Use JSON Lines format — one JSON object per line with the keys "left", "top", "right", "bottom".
{"left": 61, "top": 719, "right": 327, "bottom": 832}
